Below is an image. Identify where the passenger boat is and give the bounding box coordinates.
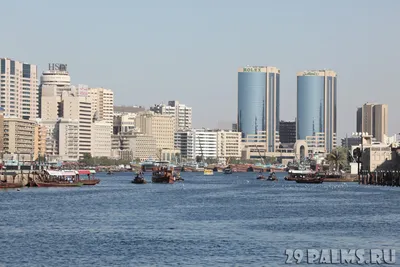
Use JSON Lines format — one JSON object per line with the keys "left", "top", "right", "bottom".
{"left": 152, "top": 166, "right": 175, "bottom": 184}
{"left": 284, "top": 169, "right": 315, "bottom": 181}
{"left": 77, "top": 170, "right": 100, "bottom": 185}
{"left": 204, "top": 169, "right": 214, "bottom": 176}
{"left": 35, "top": 170, "right": 83, "bottom": 187}
{"left": 256, "top": 173, "right": 265, "bottom": 180}
{"left": 295, "top": 177, "right": 324, "bottom": 184}
{"left": 0, "top": 182, "right": 23, "bottom": 189}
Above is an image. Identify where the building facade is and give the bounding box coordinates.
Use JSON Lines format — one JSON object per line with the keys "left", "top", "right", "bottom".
{"left": 357, "top": 103, "right": 388, "bottom": 143}
{"left": 3, "top": 118, "right": 36, "bottom": 155}
{"left": 88, "top": 87, "right": 114, "bottom": 124}
{"left": 279, "top": 120, "right": 296, "bottom": 144}
{"left": 217, "top": 130, "right": 241, "bottom": 159}
{"left": 150, "top": 100, "right": 192, "bottom": 130}
{"left": 237, "top": 66, "right": 280, "bottom": 152}
{"left": 296, "top": 69, "right": 337, "bottom": 154}
{"left": 0, "top": 58, "right": 38, "bottom": 119}
{"left": 91, "top": 120, "right": 112, "bottom": 157}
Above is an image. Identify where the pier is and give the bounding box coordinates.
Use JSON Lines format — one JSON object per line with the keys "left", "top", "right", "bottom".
{"left": 359, "top": 170, "right": 400, "bottom": 186}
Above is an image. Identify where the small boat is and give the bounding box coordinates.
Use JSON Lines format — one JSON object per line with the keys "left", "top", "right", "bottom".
{"left": 256, "top": 174, "right": 265, "bottom": 180}
{"left": 204, "top": 169, "right": 214, "bottom": 176}
{"left": 132, "top": 175, "right": 147, "bottom": 184}
{"left": 266, "top": 172, "right": 278, "bottom": 181}
{"left": 0, "top": 182, "right": 23, "bottom": 189}
{"left": 106, "top": 171, "right": 113, "bottom": 175}
{"left": 295, "top": 177, "right": 324, "bottom": 184}
{"left": 223, "top": 166, "right": 232, "bottom": 174}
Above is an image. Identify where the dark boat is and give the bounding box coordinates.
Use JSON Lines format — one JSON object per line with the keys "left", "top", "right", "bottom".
{"left": 0, "top": 182, "right": 23, "bottom": 189}
{"left": 295, "top": 177, "right": 324, "bottom": 184}
{"left": 247, "top": 166, "right": 254, "bottom": 172}
{"left": 267, "top": 173, "right": 278, "bottom": 181}
{"left": 152, "top": 166, "right": 175, "bottom": 184}
{"left": 256, "top": 174, "right": 265, "bottom": 180}
{"left": 132, "top": 175, "right": 147, "bottom": 184}
{"left": 223, "top": 166, "right": 233, "bottom": 174}
{"left": 106, "top": 171, "right": 113, "bottom": 175}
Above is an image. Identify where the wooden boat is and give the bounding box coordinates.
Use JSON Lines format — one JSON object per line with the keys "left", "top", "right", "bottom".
{"left": 34, "top": 170, "right": 84, "bottom": 187}
{"left": 36, "top": 181, "right": 83, "bottom": 187}
{"left": 295, "top": 177, "right": 324, "bottom": 184}
{"left": 0, "top": 182, "right": 23, "bottom": 189}
{"left": 267, "top": 173, "right": 278, "bottom": 181}
{"left": 77, "top": 170, "right": 100, "bottom": 185}
{"left": 132, "top": 176, "right": 147, "bottom": 184}
{"left": 204, "top": 169, "right": 214, "bottom": 176}
{"left": 152, "top": 166, "right": 175, "bottom": 184}
{"left": 256, "top": 174, "right": 265, "bottom": 180}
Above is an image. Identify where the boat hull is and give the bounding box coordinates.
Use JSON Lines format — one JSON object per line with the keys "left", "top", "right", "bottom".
{"left": 80, "top": 179, "right": 100, "bottom": 185}
{"left": 295, "top": 179, "right": 323, "bottom": 184}
{"left": 0, "top": 183, "right": 23, "bottom": 189}
{"left": 36, "top": 182, "right": 84, "bottom": 187}
{"left": 152, "top": 177, "right": 174, "bottom": 184}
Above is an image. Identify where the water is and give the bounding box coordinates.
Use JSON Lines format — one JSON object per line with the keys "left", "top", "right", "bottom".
{"left": 1, "top": 172, "right": 399, "bottom": 266}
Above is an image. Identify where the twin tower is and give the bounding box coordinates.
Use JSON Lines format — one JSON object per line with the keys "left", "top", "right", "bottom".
{"left": 237, "top": 66, "right": 337, "bottom": 155}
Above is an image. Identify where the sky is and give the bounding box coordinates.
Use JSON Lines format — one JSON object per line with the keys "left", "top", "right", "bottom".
{"left": 1, "top": 0, "right": 399, "bottom": 139}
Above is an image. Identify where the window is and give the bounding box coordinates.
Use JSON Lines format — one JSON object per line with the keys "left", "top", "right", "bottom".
{"left": 23, "top": 64, "right": 30, "bottom": 78}
{"left": 10, "top": 60, "right": 15, "bottom": 75}
{"left": 0, "top": 59, "right": 5, "bottom": 74}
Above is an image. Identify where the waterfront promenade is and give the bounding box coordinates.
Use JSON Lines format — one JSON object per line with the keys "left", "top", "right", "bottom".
{"left": 0, "top": 172, "right": 399, "bottom": 266}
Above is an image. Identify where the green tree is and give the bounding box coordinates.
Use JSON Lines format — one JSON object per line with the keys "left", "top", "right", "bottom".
{"left": 325, "top": 147, "right": 348, "bottom": 171}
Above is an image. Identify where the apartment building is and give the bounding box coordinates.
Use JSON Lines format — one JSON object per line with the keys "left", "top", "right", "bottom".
{"left": 3, "top": 118, "right": 36, "bottom": 155}
{"left": 111, "top": 131, "right": 157, "bottom": 161}
{"left": 89, "top": 87, "right": 114, "bottom": 124}
{"left": 217, "top": 130, "right": 242, "bottom": 159}
{"left": 356, "top": 103, "right": 388, "bottom": 143}
{"left": 0, "top": 58, "right": 38, "bottom": 119}
{"left": 150, "top": 100, "right": 192, "bottom": 130}
{"left": 92, "top": 120, "right": 112, "bottom": 157}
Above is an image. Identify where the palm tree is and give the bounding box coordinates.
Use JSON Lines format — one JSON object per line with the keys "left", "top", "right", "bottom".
{"left": 325, "top": 147, "right": 348, "bottom": 171}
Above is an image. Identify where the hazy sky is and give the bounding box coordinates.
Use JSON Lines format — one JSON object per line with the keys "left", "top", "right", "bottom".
{"left": 1, "top": 0, "right": 399, "bottom": 139}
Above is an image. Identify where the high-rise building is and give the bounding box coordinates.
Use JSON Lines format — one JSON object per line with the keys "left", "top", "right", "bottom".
{"left": 237, "top": 66, "right": 280, "bottom": 152}
{"left": 3, "top": 118, "right": 36, "bottom": 155}
{"left": 279, "top": 120, "right": 296, "bottom": 144}
{"left": 296, "top": 69, "right": 337, "bottom": 154}
{"left": 91, "top": 120, "right": 112, "bottom": 157}
{"left": 357, "top": 103, "right": 388, "bottom": 143}
{"left": 88, "top": 87, "right": 114, "bottom": 124}
{"left": 0, "top": 58, "right": 38, "bottom": 119}
{"left": 150, "top": 100, "right": 192, "bottom": 131}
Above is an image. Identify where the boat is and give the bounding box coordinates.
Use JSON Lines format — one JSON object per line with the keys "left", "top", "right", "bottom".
{"left": 204, "top": 169, "right": 214, "bottom": 176}
{"left": 106, "top": 170, "right": 113, "bottom": 175}
{"left": 247, "top": 166, "right": 254, "bottom": 172}
{"left": 152, "top": 166, "right": 175, "bottom": 184}
{"left": 132, "top": 173, "right": 147, "bottom": 184}
{"left": 77, "top": 170, "right": 100, "bottom": 185}
{"left": 295, "top": 177, "right": 324, "bottom": 184}
{"left": 256, "top": 174, "right": 265, "bottom": 180}
{"left": 285, "top": 169, "right": 315, "bottom": 181}
{"left": 267, "top": 172, "right": 278, "bottom": 181}
{"left": 223, "top": 166, "right": 233, "bottom": 174}
{"left": 34, "top": 170, "right": 84, "bottom": 187}
{"left": 0, "top": 182, "right": 23, "bottom": 189}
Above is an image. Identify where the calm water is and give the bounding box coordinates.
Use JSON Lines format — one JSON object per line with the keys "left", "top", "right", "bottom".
{"left": 0, "top": 172, "right": 399, "bottom": 267}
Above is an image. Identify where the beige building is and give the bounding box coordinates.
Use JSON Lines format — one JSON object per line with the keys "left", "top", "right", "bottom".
{"left": 217, "top": 130, "right": 241, "bottom": 159}
{"left": 111, "top": 131, "right": 157, "bottom": 161}
{"left": 88, "top": 87, "right": 114, "bottom": 124}
{"left": 357, "top": 103, "right": 388, "bottom": 143}
{"left": 58, "top": 119, "right": 79, "bottom": 161}
{"left": 91, "top": 120, "right": 112, "bottom": 157}
{"left": 135, "top": 111, "right": 175, "bottom": 150}
{"left": 35, "top": 123, "right": 47, "bottom": 160}
{"left": 0, "top": 58, "right": 38, "bottom": 119}
{"left": 0, "top": 109, "right": 4, "bottom": 153}
{"left": 3, "top": 118, "right": 36, "bottom": 155}
{"left": 150, "top": 100, "right": 192, "bottom": 130}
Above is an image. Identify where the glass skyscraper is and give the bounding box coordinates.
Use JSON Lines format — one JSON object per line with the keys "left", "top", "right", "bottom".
{"left": 237, "top": 66, "right": 280, "bottom": 152}
{"left": 296, "top": 70, "right": 337, "bottom": 153}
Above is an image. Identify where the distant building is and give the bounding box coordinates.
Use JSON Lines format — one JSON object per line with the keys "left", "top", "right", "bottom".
{"left": 341, "top": 136, "right": 362, "bottom": 149}
{"left": 91, "top": 120, "right": 112, "bottom": 157}
{"left": 3, "top": 118, "right": 36, "bottom": 155}
{"left": 232, "top": 123, "right": 238, "bottom": 132}
{"left": 0, "top": 58, "right": 38, "bottom": 119}
{"left": 113, "top": 105, "right": 145, "bottom": 114}
{"left": 150, "top": 100, "right": 192, "bottom": 130}
{"left": 279, "top": 120, "right": 296, "bottom": 144}
{"left": 88, "top": 87, "right": 114, "bottom": 125}
{"left": 238, "top": 66, "right": 280, "bottom": 152}
{"left": 297, "top": 69, "right": 337, "bottom": 154}
{"left": 356, "top": 103, "right": 388, "bottom": 143}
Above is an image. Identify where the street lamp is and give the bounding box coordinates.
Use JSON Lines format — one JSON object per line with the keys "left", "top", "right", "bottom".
{"left": 352, "top": 132, "right": 369, "bottom": 184}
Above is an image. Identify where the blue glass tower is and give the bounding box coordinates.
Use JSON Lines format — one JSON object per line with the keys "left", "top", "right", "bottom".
{"left": 296, "top": 70, "right": 337, "bottom": 153}
{"left": 237, "top": 66, "right": 280, "bottom": 152}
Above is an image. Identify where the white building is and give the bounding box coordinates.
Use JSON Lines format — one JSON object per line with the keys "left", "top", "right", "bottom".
{"left": 91, "top": 120, "right": 112, "bottom": 157}
{"left": 150, "top": 100, "right": 192, "bottom": 130}
{"left": 217, "top": 130, "right": 242, "bottom": 160}
{"left": 0, "top": 58, "right": 38, "bottom": 119}
{"left": 88, "top": 87, "right": 114, "bottom": 124}
{"left": 58, "top": 119, "right": 79, "bottom": 161}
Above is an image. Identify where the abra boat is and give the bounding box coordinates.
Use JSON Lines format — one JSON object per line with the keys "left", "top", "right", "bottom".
{"left": 132, "top": 174, "right": 147, "bottom": 184}
{"left": 152, "top": 166, "right": 175, "bottom": 184}
{"left": 223, "top": 166, "right": 233, "bottom": 174}
{"left": 36, "top": 181, "right": 84, "bottom": 187}
{"left": 267, "top": 173, "right": 278, "bottom": 181}
{"left": 35, "top": 170, "right": 83, "bottom": 187}
{"left": 77, "top": 170, "right": 100, "bottom": 185}
{"left": 295, "top": 177, "right": 324, "bottom": 184}
{"left": 256, "top": 173, "right": 265, "bottom": 180}
{"left": 204, "top": 169, "right": 214, "bottom": 176}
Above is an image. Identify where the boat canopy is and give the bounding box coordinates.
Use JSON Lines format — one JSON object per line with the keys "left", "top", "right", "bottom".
{"left": 78, "top": 170, "right": 91, "bottom": 175}
{"left": 46, "top": 170, "right": 77, "bottom": 176}
{"left": 90, "top": 170, "right": 96, "bottom": 174}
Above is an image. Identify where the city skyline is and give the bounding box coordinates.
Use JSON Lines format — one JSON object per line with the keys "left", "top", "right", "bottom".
{"left": 1, "top": 1, "right": 398, "bottom": 139}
